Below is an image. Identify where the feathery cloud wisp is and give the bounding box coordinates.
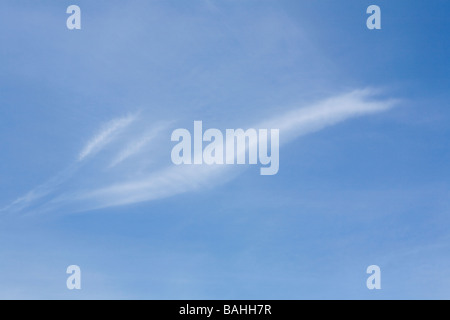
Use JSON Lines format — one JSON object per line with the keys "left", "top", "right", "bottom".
{"left": 1, "top": 89, "right": 399, "bottom": 215}
{"left": 108, "top": 123, "right": 169, "bottom": 168}
{"left": 0, "top": 113, "right": 138, "bottom": 215}
{"left": 69, "top": 89, "right": 399, "bottom": 211}
{"left": 264, "top": 89, "right": 398, "bottom": 141}
{"left": 78, "top": 113, "right": 137, "bottom": 161}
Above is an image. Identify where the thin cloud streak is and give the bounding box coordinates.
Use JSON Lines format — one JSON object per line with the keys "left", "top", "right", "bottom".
{"left": 78, "top": 113, "right": 138, "bottom": 161}
{"left": 0, "top": 113, "right": 139, "bottom": 215}
{"left": 1, "top": 89, "right": 399, "bottom": 215}
{"left": 0, "top": 164, "right": 80, "bottom": 215}
{"left": 263, "top": 89, "right": 398, "bottom": 142}
{"left": 108, "top": 123, "right": 169, "bottom": 168}
{"left": 73, "top": 89, "right": 398, "bottom": 211}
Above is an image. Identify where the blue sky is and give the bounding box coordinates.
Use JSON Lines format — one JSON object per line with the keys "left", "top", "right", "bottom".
{"left": 0, "top": 0, "right": 449, "bottom": 299}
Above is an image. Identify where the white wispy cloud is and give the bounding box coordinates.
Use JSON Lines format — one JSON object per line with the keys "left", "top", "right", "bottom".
{"left": 1, "top": 89, "right": 399, "bottom": 215}
{"left": 108, "top": 123, "right": 169, "bottom": 168}
{"left": 0, "top": 164, "right": 79, "bottom": 215}
{"left": 63, "top": 89, "right": 399, "bottom": 211}
{"left": 263, "top": 89, "right": 398, "bottom": 141}
{"left": 78, "top": 113, "right": 137, "bottom": 161}
{"left": 0, "top": 113, "right": 138, "bottom": 215}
